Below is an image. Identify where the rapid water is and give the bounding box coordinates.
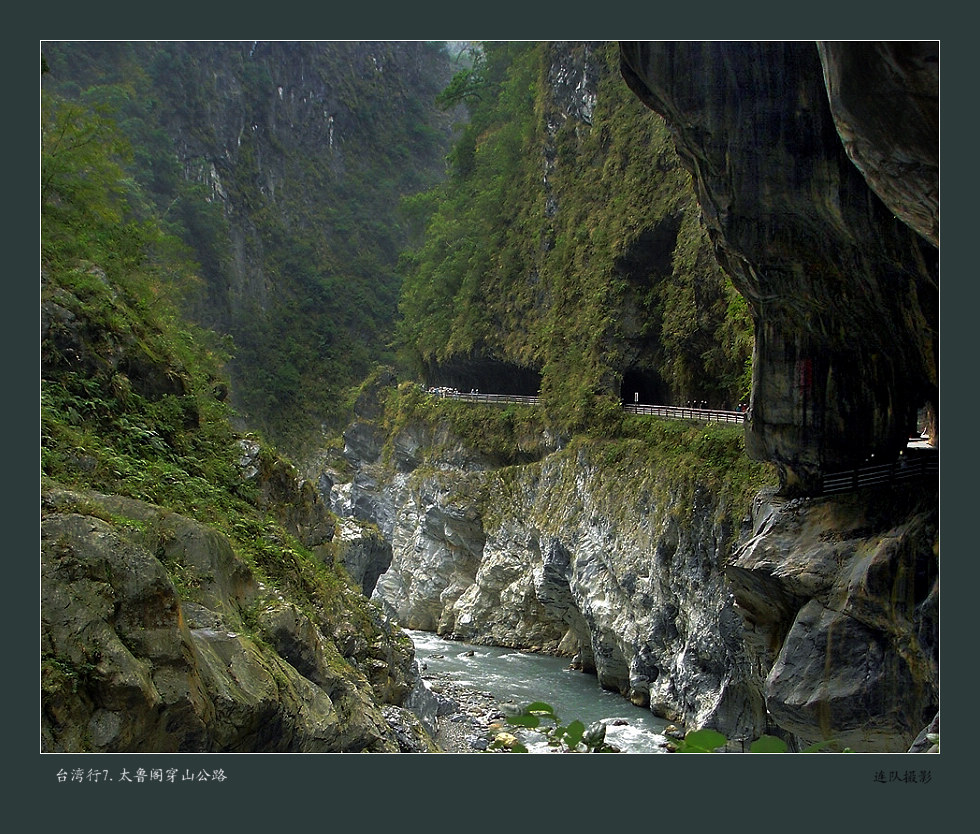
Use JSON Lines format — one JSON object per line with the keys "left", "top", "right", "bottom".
{"left": 407, "top": 629, "right": 672, "bottom": 753}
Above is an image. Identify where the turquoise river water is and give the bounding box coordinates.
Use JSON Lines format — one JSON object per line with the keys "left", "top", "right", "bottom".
{"left": 406, "top": 629, "right": 672, "bottom": 753}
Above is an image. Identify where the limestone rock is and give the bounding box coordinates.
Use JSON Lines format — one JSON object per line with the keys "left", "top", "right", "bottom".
{"left": 382, "top": 705, "right": 441, "bottom": 752}
{"left": 334, "top": 516, "right": 393, "bottom": 596}
{"left": 619, "top": 41, "right": 938, "bottom": 492}
{"left": 41, "top": 486, "right": 414, "bottom": 752}
{"left": 339, "top": 405, "right": 938, "bottom": 750}
{"left": 726, "top": 487, "right": 938, "bottom": 751}
{"left": 237, "top": 438, "right": 335, "bottom": 552}
{"left": 341, "top": 424, "right": 768, "bottom": 741}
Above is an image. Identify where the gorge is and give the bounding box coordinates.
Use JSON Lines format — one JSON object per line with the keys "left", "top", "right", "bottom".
{"left": 41, "top": 39, "right": 938, "bottom": 755}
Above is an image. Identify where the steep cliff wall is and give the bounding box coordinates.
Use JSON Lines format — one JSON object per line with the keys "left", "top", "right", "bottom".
{"left": 620, "top": 41, "right": 938, "bottom": 493}
{"left": 330, "top": 379, "right": 778, "bottom": 743}
{"left": 613, "top": 40, "right": 940, "bottom": 750}
{"left": 726, "top": 484, "right": 938, "bottom": 752}
{"left": 397, "top": 42, "right": 753, "bottom": 430}
{"left": 41, "top": 480, "right": 434, "bottom": 752}
{"left": 331, "top": 378, "right": 937, "bottom": 750}
{"left": 40, "top": 110, "right": 439, "bottom": 752}
{"left": 43, "top": 41, "right": 458, "bottom": 455}
{"left": 816, "top": 42, "right": 939, "bottom": 248}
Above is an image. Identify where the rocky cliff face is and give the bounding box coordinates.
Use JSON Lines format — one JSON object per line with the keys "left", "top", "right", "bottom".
{"left": 816, "top": 42, "right": 939, "bottom": 248}
{"left": 609, "top": 40, "right": 940, "bottom": 749}
{"left": 325, "top": 43, "right": 941, "bottom": 750}
{"left": 41, "top": 472, "right": 434, "bottom": 753}
{"left": 331, "top": 381, "right": 773, "bottom": 743}
{"left": 43, "top": 41, "right": 458, "bottom": 455}
{"left": 620, "top": 41, "right": 939, "bottom": 494}
{"left": 726, "top": 485, "right": 937, "bottom": 752}
{"left": 331, "top": 378, "right": 938, "bottom": 750}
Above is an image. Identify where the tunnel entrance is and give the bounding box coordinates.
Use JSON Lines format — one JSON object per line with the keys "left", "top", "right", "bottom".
{"left": 620, "top": 368, "right": 669, "bottom": 405}
{"left": 424, "top": 357, "right": 542, "bottom": 397}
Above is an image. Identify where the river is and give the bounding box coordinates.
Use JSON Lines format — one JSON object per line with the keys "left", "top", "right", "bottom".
{"left": 406, "top": 629, "right": 673, "bottom": 753}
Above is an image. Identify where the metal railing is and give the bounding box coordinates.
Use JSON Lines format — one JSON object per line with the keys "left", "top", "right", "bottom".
{"left": 820, "top": 454, "right": 939, "bottom": 495}
{"left": 425, "top": 387, "right": 937, "bottom": 495}
{"left": 426, "top": 388, "right": 745, "bottom": 423}
{"left": 430, "top": 390, "right": 542, "bottom": 406}
{"left": 622, "top": 403, "right": 746, "bottom": 424}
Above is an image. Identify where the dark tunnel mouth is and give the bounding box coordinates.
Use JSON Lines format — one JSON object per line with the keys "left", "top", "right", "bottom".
{"left": 424, "top": 357, "right": 542, "bottom": 397}
{"left": 620, "top": 367, "right": 669, "bottom": 406}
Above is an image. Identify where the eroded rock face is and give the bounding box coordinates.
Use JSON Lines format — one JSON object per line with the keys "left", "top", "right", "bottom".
{"left": 336, "top": 409, "right": 769, "bottom": 742}
{"left": 816, "top": 41, "right": 939, "bottom": 247}
{"left": 40, "top": 487, "right": 417, "bottom": 752}
{"left": 336, "top": 379, "right": 938, "bottom": 749}
{"left": 619, "top": 41, "right": 939, "bottom": 493}
{"left": 726, "top": 486, "right": 938, "bottom": 751}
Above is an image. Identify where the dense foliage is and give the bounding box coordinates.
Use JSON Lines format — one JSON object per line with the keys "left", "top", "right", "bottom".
{"left": 40, "top": 82, "right": 366, "bottom": 624}
{"left": 43, "top": 40, "right": 754, "bottom": 451}
{"left": 367, "top": 378, "right": 775, "bottom": 517}
{"left": 42, "top": 85, "right": 240, "bottom": 514}
{"left": 42, "top": 41, "right": 458, "bottom": 458}
{"left": 396, "top": 42, "right": 753, "bottom": 433}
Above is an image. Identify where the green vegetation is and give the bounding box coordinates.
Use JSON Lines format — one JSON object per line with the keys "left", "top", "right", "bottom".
{"left": 377, "top": 379, "right": 551, "bottom": 468}
{"left": 40, "top": 80, "right": 377, "bottom": 653}
{"left": 42, "top": 86, "right": 240, "bottom": 514}
{"left": 488, "top": 701, "right": 618, "bottom": 752}
{"left": 43, "top": 41, "right": 457, "bottom": 459}
{"left": 488, "top": 704, "right": 842, "bottom": 753}
{"left": 669, "top": 727, "right": 842, "bottom": 753}
{"left": 397, "top": 42, "right": 754, "bottom": 433}
{"left": 367, "top": 380, "right": 775, "bottom": 516}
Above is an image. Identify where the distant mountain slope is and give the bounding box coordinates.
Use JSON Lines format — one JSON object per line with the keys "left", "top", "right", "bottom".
{"left": 43, "top": 40, "right": 459, "bottom": 457}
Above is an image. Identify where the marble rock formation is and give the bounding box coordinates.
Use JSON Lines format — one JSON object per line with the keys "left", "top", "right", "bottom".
{"left": 619, "top": 41, "right": 939, "bottom": 494}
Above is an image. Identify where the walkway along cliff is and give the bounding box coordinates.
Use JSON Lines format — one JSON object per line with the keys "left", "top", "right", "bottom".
{"left": 324, "top": 42, "right": 939, "bottom": 752}
{"left": 40, "top": 40, "right": 938, "bottom": 753}
{"left": 617, "top": 41, "right": 939, "bottom": 749}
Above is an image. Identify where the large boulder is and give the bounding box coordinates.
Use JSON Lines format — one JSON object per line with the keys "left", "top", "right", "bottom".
{"left": 40, "top": 487, "right": 413, "bottom": 752}
{"left": 725, "top": 486, "right": 938, "bottom": 751}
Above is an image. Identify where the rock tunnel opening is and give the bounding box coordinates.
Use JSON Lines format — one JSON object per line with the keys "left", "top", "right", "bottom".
{"left": 620, "top": 368, "right": 670, "bottom": 406}
{"left": 424, "top": 357, "right": 542, "bottom": 397}
{"left": 614, "top": 213, "right": 683, "bottom": 280}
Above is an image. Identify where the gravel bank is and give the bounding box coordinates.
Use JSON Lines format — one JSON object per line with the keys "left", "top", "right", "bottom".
{"left": 422, "top": 671, "right": 510, "bottom": 753}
